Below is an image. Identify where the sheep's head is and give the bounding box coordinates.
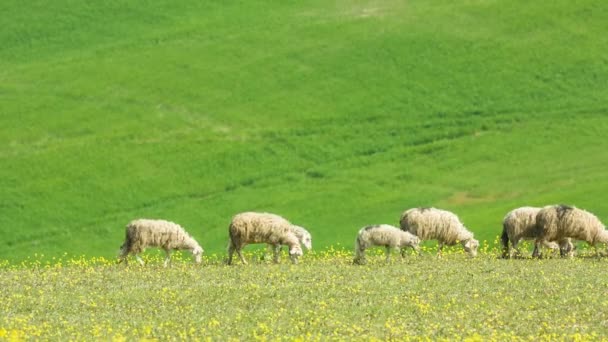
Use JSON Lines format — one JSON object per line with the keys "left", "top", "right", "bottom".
{"left": 301, "top": 232, "right": 313, "bottom": 250}
{"left": 288, "top": 244, "right": 303, "bottom": 264}
{"left": 289, "top": 245, "right": 303, "bottom": 257}
{"left": 546, "top": 241, "right": 560, "bottom": 254}
{"left": 401, "top": 234, "right": 420, "bottom": 249}
{"left": 192, "top": 246, "right": 204, "bottom": 264}
{"left": 411, "top": 236, "right": 421, "bottom": 247}
{"left": 292, "top": 225, "right": 313, "bottom": 250}
{"left": 463, "top": 239, "right": 479, "bottom": 257}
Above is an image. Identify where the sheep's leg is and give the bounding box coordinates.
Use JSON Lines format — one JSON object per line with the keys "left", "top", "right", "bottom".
{"left": 593, "top": 243, "right": 600, "bottom": 258}
{"left": 272, "top": 245, "right": 281, "bottom": 264}
{"left": 532, "top": 239, "right": 555, "bottom": 258}
{"left": 163, "top": 249, "right": 172, "bottom": 268}
{"left": 500, "top": 234, "right": 510, "bottom": 259}
{"left": 117, "top": 245, "right": 130, "bottom": 264}
{"left": 227, "top": 244, "right": 235, "bottom": 265}
{"left": 559, "top": 239, "right": 573, "bottom": 258}
{"left": 532, "top": 239, "right": 541, "bottom": 258}
{"left": 354, "top": 246, "right": 366, "bottom": 264}
{"left": 437, "top": 242, "right": 444, "bottom": 258}
{"left": 289, "top": 247, "right": 299, "bottom": 265}
{"left": 237, "top": 248, "right": 248, "bottom": 265}
{"left": 566, "top": 239, "right": 575, "bottom": 258}
{"left": 118, "top": 254, "right": 129, "bottom": 265}
{"left": 385, "top": 246, "right": 392, "bottom": 262}
{"left": 117, "top": 253, "right": 127, "bottom": 265}
{"left": 510, "top": 240, "right": 521, "bottom": 259}
{"left": 263, "top": 244, "right": 274, "bottom": 262}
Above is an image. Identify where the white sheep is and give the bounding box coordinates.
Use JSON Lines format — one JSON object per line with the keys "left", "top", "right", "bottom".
{"left": 399, "top": 207, "right": 479, "bottom": 257}
{"left": 227, "top": 212, "right": 303, "bottom": 265}
{"left": 290, "top": 225, "right": 313, "bottom": 250}
{"left": 534, "top": 204, "right": 608, "bottom": 257}
{"left": 353, "top": 224, "right": 420, "bottom": 264}
{"left": 501, "top": 206, "right": 572, "bottom": 258}
{"left": 264, "top": 225, "right": 312, "bottom": 260}
{"left": 118, "top": 219, "right": 204, "bottom": 267}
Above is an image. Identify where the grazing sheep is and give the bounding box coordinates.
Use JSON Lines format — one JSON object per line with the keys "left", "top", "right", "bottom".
{"left": 227, "top": 212, "right": 303, "bottom": 265}
{"left": 534, "top": 204, "right": 608, "bottom": 257}
{"left": 265, "top": 225, "right": 312, "bottom": 261}
{"left": 290, "top": 225, "right": 313, "bottom": 251}
{"left": 501, "top": 206, "right": 572, "bottom": 258}
{"left": 118, "top": 219, "right": 204, "bottom": 267}
{"left": 353, "top": 224, "right": 420, "bottom": 264}
{"left": 399, "top": 207, "right": 479, "bottom": 257}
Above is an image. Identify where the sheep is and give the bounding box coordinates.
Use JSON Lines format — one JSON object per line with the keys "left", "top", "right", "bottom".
{"left": 353, "top": 224, "right": 420, "bottom": 264}
{"left": 118, "top": 219, "right": 204, "bottom": 267}
{"left": 399, "top": 207, "right": 479, "bottom": 257}
{"left": 534, "top": 204, "right": 608, "bottom": 258}
{"left": 501, "top": 206, "right": 573, "bottom": 258}
{"left": 290, "top": 225, "right": 313, "bottom": 251}
{"left": 227, "top": 212, "right": 303, "bottom": 265}
{"left": 263, "top": 225, "right": 312, "bottom": 261}
{"left": 264, "top": 224, "right": 312, "bottom": 260}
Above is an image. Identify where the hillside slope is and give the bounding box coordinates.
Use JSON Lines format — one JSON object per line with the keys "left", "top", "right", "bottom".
{"left": 1, "top": 0, "right": 607, "bottom": 260}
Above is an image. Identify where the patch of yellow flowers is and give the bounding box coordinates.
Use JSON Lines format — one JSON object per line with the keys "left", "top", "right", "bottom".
{"left": 1, "top": 243, "right": 607, "bottom": 340}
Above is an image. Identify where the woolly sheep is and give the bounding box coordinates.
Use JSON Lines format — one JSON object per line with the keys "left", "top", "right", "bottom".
{"left": 399, "top": 207, "right": 479, "bottom": 257}
{"left": 353, "top": 224, "right": 420, "bottom": 264}
{"left": 264, "top": 225, "right": 312, "bottom": 261}
{"left": 534, "top": 204, "right": 608, "bottom": 257}
{"left": 501, "top": 206, "right": 572, "bottom": 258}
{"left": 118, "top": 219, "right": 204, "bottom": 267}
{"left": 227, "top": 212, "right": 303, "bottom": 265}
{"left": 290, "top": 225, "right": 313, "bottom": 250}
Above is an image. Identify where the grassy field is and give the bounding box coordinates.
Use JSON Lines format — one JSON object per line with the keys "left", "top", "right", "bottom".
{"left": 2, "top": 0, "right": 608, "bottom": 262}
{"left": 3, "top": 1, "right": 608, "bottom": 340}
{"left": 2, "top": 248, "right": 608, "bottom": 340}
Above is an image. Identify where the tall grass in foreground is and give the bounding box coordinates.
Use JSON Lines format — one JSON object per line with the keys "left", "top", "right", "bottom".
{"left": 2, "top": 246, "right": 608, "bottom": 341}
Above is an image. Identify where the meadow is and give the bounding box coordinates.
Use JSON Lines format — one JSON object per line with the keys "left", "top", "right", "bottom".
{"left": 2, "top": 247, "right": 608, "bottom": 341}
{"left": 2, "top": 0, "right": 608, "bottom": 339}
{"left": 2, "top": 0, "right": 608, "bottom": 260}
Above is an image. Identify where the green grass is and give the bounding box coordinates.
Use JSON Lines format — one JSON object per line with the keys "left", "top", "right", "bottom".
{"left": 2, "top": 249, "right": 608, "bottom": 340}
{"left": 1, "top": 0, "right": 608, "bottom": 261}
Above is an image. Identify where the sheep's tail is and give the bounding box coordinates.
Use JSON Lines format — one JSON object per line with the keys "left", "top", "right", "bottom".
{"left": 500, "top": 223, "right": 509, "bottom": 259}
{"left": 226, "top": 222, "right": 239, "bottom": 265}
{"left": 117, "top": 230, "right": 131, "bottom": 263}
{"left": 119, "top": 224, "right": 135, "bottom": 258}
{"left": 228, "top": 222, "right": 239, "bottom": 247}
{"left": 119, "top": 241, "right": 128, "bottom": 254}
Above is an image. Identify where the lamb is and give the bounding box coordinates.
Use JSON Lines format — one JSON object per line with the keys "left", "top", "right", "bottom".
{"left": 289, "top": 225, "right": 313, "bottom": 251}
{"left": 264, "top": 225, "right": 312, "bottom": 261}
{"left": 227, "top": 212, "right": 303, "bottom": 265}
{"left": 399, "top": 207, "right": 479, "bottom": 257}
{"left": 118, "top": 219, "right": 204, "bottom": 267}
{"left": 534, "top": 204, "right": 608, "bottom": 257}
{"left": 353, "top": 224, "right": 420, "bottom": 264}
{"left": 501, "top": 206, "right": 572, "bottom": 258}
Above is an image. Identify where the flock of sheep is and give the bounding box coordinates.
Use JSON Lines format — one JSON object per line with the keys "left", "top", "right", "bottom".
{"left": 117, "top": 204, "right": 608, "bottom": 266}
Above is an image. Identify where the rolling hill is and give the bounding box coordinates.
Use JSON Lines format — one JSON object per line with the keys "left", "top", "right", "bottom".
{"left": 1, "top": 0, "right": 607, "bottom": 260}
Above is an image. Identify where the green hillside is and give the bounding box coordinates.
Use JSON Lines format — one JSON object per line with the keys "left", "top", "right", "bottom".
{"left": 2, "top": 0, "right": 608, "bottom": 261}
